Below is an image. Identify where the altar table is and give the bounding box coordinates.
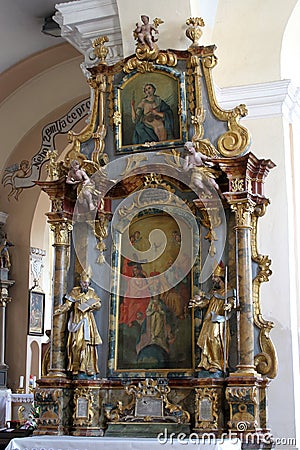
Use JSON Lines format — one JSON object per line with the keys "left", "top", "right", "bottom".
{"left": 5, "top": 435, "right": 241, "bottom": 450}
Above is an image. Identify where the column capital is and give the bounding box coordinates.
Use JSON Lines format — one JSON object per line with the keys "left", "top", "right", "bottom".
{"left": 228, "top": 199, "right": 255, "bottom": 229}
{"left": 49, "top": 220, "right": 73, "bottom": 247}
{"left": 0, "top": 279, "right": 15, "bottom": 306}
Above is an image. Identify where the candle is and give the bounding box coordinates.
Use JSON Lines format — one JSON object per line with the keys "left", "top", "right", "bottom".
{"left": 33, "top": 376, "right": 36, "bottom": 389}
{"left": 19, "top": 376, "right": 24, "bottom": 389}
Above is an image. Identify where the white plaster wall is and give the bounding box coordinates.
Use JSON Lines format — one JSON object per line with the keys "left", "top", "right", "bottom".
{"left": 212, "top": 0, "right": 297, "bottom": 87}
{"left": 282, "top": 1, "right": 300, "bottom": 86}
{"left": 243, "top": 114, "right": 298, "bottom": 444}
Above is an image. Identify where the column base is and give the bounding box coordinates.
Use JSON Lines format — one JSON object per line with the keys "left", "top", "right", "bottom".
{"left": 47, "top": 369, "right": 67, "bottom": 378}
{"left": 0, "top": 366, "right": 8, "bottom": 388}
{"left": 34, "top": 377, "right": 72, "bottom": 435}
{"left": 230, "top": 366, "right": 258, "bottom": 377}
{"left": 225, "top": 375, "right": 270, "bottom": 447}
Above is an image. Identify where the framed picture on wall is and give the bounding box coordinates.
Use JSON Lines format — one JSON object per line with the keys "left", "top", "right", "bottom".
{"left": 28, "top": 289, "right": 45, "bottom": 336}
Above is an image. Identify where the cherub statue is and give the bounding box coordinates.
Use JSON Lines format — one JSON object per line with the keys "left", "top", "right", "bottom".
{"left": 133, "top": 15, "right": 162, "bottom": 50}
{"left": 183, "top": 141, "right": 223, "bottom": 198}
{"left": 66, "top": 159, "right": 96, "bottom": 211}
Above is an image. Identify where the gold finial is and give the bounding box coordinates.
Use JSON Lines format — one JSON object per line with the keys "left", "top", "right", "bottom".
{"left": 93, "top": 36, "right": 109, "bottom": 63}
{"left": 185, "top": 17, "right": 205, "bottom": 48}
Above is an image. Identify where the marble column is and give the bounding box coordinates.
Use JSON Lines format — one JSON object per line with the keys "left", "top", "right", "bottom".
{"left": 48, "top": 219, "right": 73, "bottom": 378}
{"left": 229, "top": 199, "right": 256, "bottom": 375}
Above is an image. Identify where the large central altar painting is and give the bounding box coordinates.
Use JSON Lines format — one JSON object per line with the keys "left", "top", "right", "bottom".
{"left": 116, "top": 212, "right": 193, "bottom": 371}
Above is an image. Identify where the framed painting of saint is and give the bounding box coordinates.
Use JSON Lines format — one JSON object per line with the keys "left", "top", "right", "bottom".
{"left": 114, "top": 68, "right": 187, "bottom": 153}
{"left": 28, "top": 289, "right": 45, "bottom": 336}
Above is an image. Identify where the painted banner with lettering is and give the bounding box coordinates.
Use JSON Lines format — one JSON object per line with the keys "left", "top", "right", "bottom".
{"left": 2, "top": 98, "right": 90, "bottom": 200}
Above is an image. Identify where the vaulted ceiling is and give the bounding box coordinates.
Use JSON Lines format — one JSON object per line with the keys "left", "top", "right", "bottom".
{"left": 0, "top": 0, "right": 121, "bottom": 74}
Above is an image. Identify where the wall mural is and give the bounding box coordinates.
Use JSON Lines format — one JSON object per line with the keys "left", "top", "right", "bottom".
{"left": 2, "top": 98, "right": 90, "bottom": 200}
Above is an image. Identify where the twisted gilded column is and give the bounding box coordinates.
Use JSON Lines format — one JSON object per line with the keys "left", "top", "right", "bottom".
{"left": 229, "top": 199, "right": 256, "bottom": 375}
{"left": 48, "top": 219, "right": 73, "bottom": 378}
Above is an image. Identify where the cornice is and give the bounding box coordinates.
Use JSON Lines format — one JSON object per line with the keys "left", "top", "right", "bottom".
{"left": 54, "top": 0, "right": 123, "bottom": 66}
{"left": 216, "top": 80, "right": 300, "bottom": 122}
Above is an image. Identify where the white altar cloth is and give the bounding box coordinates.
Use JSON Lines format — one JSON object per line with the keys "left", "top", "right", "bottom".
{"left": 5, "top": 435, "right": 241, "bottom": 450}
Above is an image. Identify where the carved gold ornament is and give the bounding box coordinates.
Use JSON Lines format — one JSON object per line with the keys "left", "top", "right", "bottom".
{"left": 92, "top": 36, "right": 109, "bottom": 63}
{"left": 73, "top": 388, "right": 94, "bottom": 426}
{"left": 106, "top": 379, "right": 190, "bottom": 424}
{"left": 251, "top": 202, "right": 277, "bottom": 378}
{"left": 195, "top": 387, "right": 220, "bottom": 430}
{"left": 49, "top": 220, "right": 73, "bottom": 246}
{"left": 201, "top": 52, "right": 250, "bottom": 157}
{"left": 186, "top": 17, "right": 205, "bottom": 48}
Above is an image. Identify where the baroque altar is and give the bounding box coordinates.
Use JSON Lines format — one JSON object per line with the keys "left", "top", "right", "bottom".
{"left": 34, "top": 15, "right": 277, "bottom": 446}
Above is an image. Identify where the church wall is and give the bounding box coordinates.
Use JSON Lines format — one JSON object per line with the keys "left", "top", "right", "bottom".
{"left": 0, "top": 55, "right": 87, "bottom": 171}
{"left": 212, "top": 0, "right": 297, "bottom": 87}
{"left": 243, "top": 114, "right": 298, "bottom": 442}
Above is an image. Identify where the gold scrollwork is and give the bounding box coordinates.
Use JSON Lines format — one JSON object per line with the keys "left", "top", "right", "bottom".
{"left": 52, "top": 198, "right": 64, "bottom": 213}
{"left": 251, "top": 202, "right": 277, "bottom": 378}
{"left": 65, "top": 73, "right": 107, "bottom": 167}
{"left": 226, "top": 386, "right": 259, "bottom": 431}
{"left": 226, "top": 386, "right": 258, "bottom": 402}
{"left": 158, "top": 149, "right": 182, "bottom": 170}
{"left": 187, "top": 52, "right": 218, "bottom": 157}
{"left": 143, "top": 173, "right": 174, "bottom": 192}
{"left": 123, "top": 59, "right": 156, "bottom": 74}
{"left": 120, "top": 154, "right": 149, "bottom": 177}
{"left": 117, "top": 187, "right": 177, "bottom": 219}
{"left": 201, "top": 51, "right": 250, "bottom": 157}
{"left": 123, "top": 51, "right": 177, "bottom": 74}
{"left": 106, "top": 379, "right": 189, "bottom": 424}
{"left": 231, "top": 178, "right": 244, "bottom": 192}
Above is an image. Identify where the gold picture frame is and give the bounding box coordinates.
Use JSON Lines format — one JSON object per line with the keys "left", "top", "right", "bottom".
{"left": 114, "top": 68, "right": 187, "bottom": 153}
